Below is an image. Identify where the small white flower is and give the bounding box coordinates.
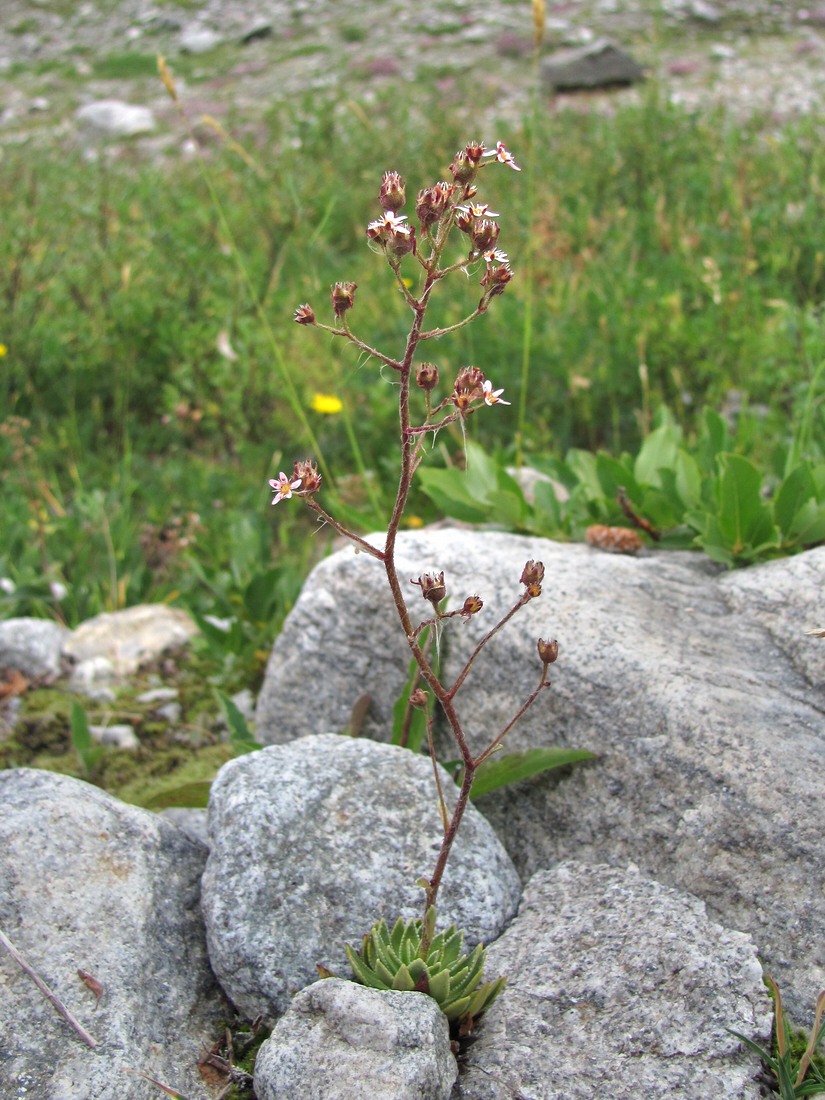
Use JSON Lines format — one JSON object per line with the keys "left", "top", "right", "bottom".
{"left": 270, "top": 471, "right": 302, "bottom": 504}
{"left": 0, "top": 577, "right": 16, "bottom": 595}
{"left": 50, "top": 581, "right": 68, "bottom": 601}
{"left": 483, "top": 141, "right": 521, "bottom": 171}
{"left": 367, "top": 210, "right": 409, "bottom": 235}
{"left": 482, "top": 380, "right": 511, "bottom": 406}
{"left": 483, "top": 248, "right": 509, "bottom": 265}
{"left": 456, "top": 203, "right": 500, "bottom": 219}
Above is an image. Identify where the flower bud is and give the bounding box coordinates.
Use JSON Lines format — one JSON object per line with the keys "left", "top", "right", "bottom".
{"left": 416, "top": 363, "right": 439, "bottom": 391}
{"left": 291, "top": 458, "right": 322, "bottom": 496}
{"left": 416, "top": 182, "right": 453, "bottom": 231}
{"left": 451, "top": 366, "right": 486, "bottom": 411}
{"left": 331, "top": 281, "right": 357, "bottom": 318}
{"left": 465, "top": 140, "right": 485, "bottom": 164}
{"left": 481, "top": 263, "right": 513, "bottom": 295}
{"left": 412, "top": 571, "right": 447, "bottom": 607}
{"left": 409, "top": 688, "right": 428, "bottom": 709}
{"left": 294, "top": 303, "right": 315, "bottom": 325}
{"left": 471, "top": 219, "right": 500, "bottom": 253}
{"left": 521, "top": 559, "right": 545, "bottom": 598}
{"left": 386, "top": 222, "right": 416, "bottom": 259}
{"left": 449, "top": 149, "right": 475, "bottom": 184}
{"left": 461, "top": 595, "right": 484, "bottom": 618}
{"left": 537, "top": 637, "right": 559, "bottom": 665}
{"left": 380, "top": 170, "right": 406, "bottom": 212}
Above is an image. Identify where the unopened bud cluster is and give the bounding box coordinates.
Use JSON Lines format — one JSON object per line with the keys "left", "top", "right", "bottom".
{"left": 412, "top": 571, "right": 447, "bottom": 608}
{"left": 521, "top": 560, "right": 545, "bottom": 599}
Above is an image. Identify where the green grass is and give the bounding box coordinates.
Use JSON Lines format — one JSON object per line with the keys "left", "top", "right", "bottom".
{"left": 1, "top": 79, "right": 823, "bottom": 652}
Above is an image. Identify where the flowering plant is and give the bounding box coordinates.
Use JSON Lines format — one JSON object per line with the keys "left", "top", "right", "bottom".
{"left": 273, "top": 141, "right": 561, "bottom": 1027}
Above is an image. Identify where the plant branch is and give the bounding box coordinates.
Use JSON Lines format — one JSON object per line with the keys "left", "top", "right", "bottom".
{"left": 448, "top": 592, "right": 531, "bottom": 700}
{"left": 474, "top": 671, "right": 552, "bottom": 767}
{"left": 419, "top": 310, "right": 484, "bottom": 341}
{"left": 303, "top": 500, "right": 385, "bottom": 560}
{"left": 0, "top": 926, "right": 98, "bottom": 1050}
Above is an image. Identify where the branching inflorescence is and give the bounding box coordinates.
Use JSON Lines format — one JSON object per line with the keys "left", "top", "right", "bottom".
{"left": 272, "top": 141, "right": 558, "bottom": 972}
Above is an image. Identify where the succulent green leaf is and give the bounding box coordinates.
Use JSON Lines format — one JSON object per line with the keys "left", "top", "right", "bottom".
{"left": 391, "top": 963, "right": 416, "bottom": 992}
{"left": 407, "top": 958, "right": 427, "bottom": 985}
{"left": 466, "top": 976, "right": 507, "bottom": 1018}
{"left": 427, "top": 968, "right": 451, "bottom": 1003}
{"left": 389, "top": 917, "right": 407, "bottom": 953}
{"left": 346, "top": 946, "right": 387, "bottom": 990}
{"left": 374, "top": 959, "right": 397, "bottom": 987}
{"left": 442, "top": 994, "right": 473, "bottom": 1022}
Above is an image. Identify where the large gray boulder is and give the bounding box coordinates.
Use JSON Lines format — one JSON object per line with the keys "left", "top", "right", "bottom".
{"left": 453, "top": 862, "right": 771, "bottom": 1099}
{"left": 256, "top": 531, "right": 825, "bottom": 1017}
{"left": 254, "top": 979, "right": 457, "bottom": 1100}
{"left": 0, "top": 768, "right": 226, "bottom": 1100}
{"left": 201, "top": 735, "right": 521, "bottom": 1020}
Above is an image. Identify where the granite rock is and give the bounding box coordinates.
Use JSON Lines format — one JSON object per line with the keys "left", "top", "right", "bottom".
{"left": 452, "top": 862, "right": 771, "bottom": 1099}
{"left": 201, "top": 735, "right": 521, "bottom": 1020}
{"left": 254, "top": 979, "right": 457, "bottom": 1100}
{"left": 0, "top": 768, "right": 226, "bottom": 1100}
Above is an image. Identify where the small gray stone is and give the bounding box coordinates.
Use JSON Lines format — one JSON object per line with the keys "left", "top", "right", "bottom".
{"left": 453, "top": 862, "right": 771, "bottom": 1099}
{"left": 0, "top": 617, "right": 67, "bottom": 679}
{"left": 136, "top": 687, "right": 179, "bottom": 704}
{"left": 240, "top": 21, "right": 273, "bottom": 45}
{"left": 63, "top": 604, "right": 198, "bottom": 676}
{"left": 201, "top": 736, "right": 521, "bottom": 1020}
{"left": 179, "top": 25, "right": 221, "bottom": 54}
{"left": 689, "top": 0, "right": 722, "bottom": 22}
{"left": 541, "top": 38, "right": 645, "bottom": 89}
{"left": 254, "top": 979, "right": 457, "bottom": 1100}
{"left": 0, "top": 769, "right": 226, "bottom": 1099}
{"left": 75, "top": 99, "right": 156, "bottom": 137}
{"left": 89, "top": 722, "right": 139, "bottom": 750}
{"left": 67, "top": 655, "right": 116, "bottom": 699}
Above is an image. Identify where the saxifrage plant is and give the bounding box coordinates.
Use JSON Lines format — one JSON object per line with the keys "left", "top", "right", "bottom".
{"left": 273, "top": 139, "right": 584, "bottom": 1029}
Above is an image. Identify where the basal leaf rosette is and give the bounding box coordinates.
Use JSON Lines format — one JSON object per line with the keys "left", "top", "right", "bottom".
{"left": 345, "top": 907, "right": 505, "bottom": 1028}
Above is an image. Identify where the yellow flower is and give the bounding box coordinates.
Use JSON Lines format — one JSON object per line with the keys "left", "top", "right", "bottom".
{"left": 310, "top": 393, "right": 343, "bottom": 415}
{"left": 405, "top": 515, "right": 425, "bottom": 529}
{"left": 0, "top": 344, "right": 7, "bottom": 358}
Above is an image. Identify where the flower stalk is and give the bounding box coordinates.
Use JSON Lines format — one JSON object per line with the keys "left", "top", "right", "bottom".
{"left": 276, "top": 142, "right": 556, "bottom": 960}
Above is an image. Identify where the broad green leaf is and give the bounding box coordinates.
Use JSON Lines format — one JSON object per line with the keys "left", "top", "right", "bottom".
{"left": 214, "top": 689, "right": 260, "bottom": 753}
{"left": 565, "top": 449, "right": 603, "bottom": 502}
{"left": 673, "top": 449, "right": 702, "bottom": 511}
{"left": 715, "top": 454, "right": 779, "bottom": 557}
{"left": 596, "top": 453, "right": 639, "bottom": 501}
{"left": 634, "top": 423, "right": 682, "bottom": 487}
{"left": 466, "top": 748, "right": 596, "bottom": 801}
{"left": 70, "top": 701, "right": 104, "bottom": 774}
{"left": 529, "top": 477, "right": 565, "bottom": 534}
{"left": 699, "top": 407, "right": 730, "bottom": 472}
{"left": 773, "top": 463, "right": 825, "bottom": 547}
{"left": 486, "top": 487, "right": 527, "bottom": 529}
{"left": 142, "top": 780, "right": 212, "bottom": 809}
{"left": 417, "top": 467, "right": 491, "bottom": 523}
{"left": 70, "top": 701, "right": 92, "bottom": 756}
{"left": 464, "top": 440, "right": 501, "bottom": 503}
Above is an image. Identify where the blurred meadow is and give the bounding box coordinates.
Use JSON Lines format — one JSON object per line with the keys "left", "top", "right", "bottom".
{"left": 2, "top": 49, "right": 825, "bottom": 688}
